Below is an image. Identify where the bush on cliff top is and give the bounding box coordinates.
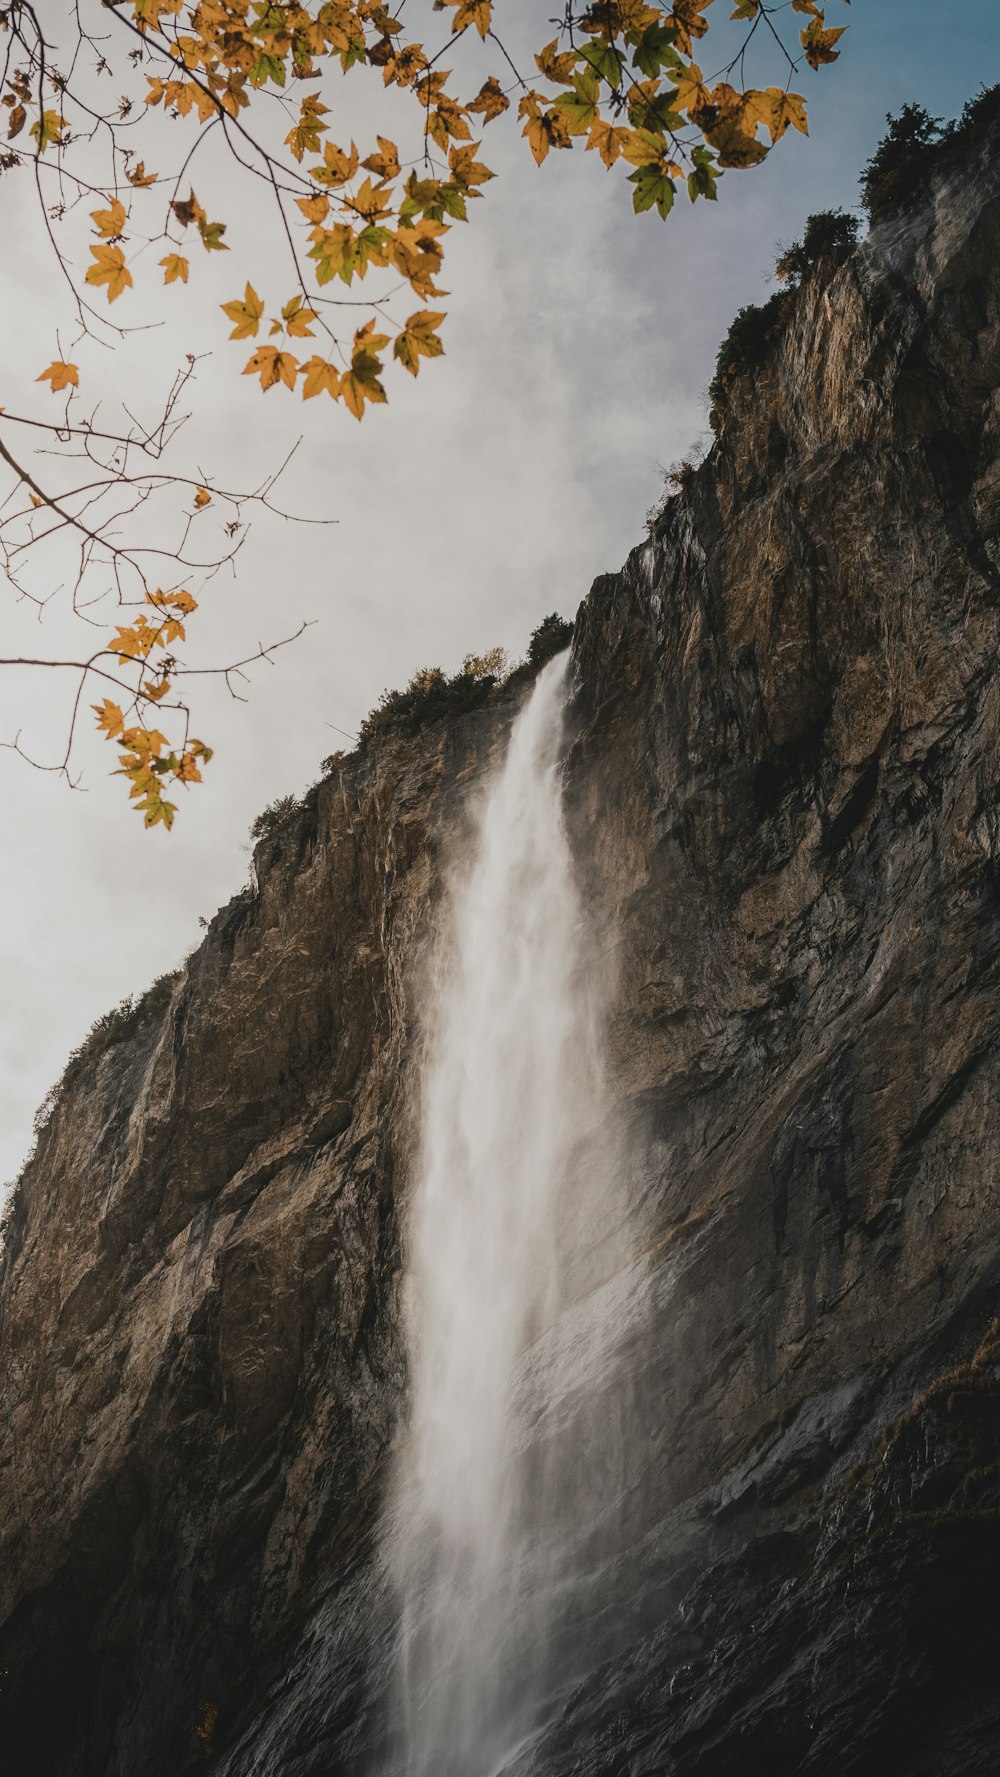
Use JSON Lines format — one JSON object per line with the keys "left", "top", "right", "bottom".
{"left": 357, "top": 614, "right": 573, "bottom": 745}
{"left": 709, "top": 84, "right": 1000, "bottom": 428}
{"left": 861, "top": 85, "right": 1000, "bottom": 220}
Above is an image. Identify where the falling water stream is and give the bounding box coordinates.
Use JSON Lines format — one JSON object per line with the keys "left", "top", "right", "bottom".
{"left": 388, "top": 652, "right": 642, "bottom": 1777}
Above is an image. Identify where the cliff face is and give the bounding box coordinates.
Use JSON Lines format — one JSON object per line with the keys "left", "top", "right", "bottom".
{"left": 2, "top": 121, "right": 1000, "bottom": 1777}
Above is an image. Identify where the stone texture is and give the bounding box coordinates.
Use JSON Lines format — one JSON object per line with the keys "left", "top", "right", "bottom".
{"left": 1, "top": 119, "right": 999, "bottom": 1776}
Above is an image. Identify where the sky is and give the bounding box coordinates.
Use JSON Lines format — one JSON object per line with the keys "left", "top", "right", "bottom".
{"left": 1, "top": 0, "right": 997, "bottom": 1188}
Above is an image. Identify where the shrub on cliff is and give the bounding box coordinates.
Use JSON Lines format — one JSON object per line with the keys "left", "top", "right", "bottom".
{"left": 861, "top": 86, "right": 1000, "bottom": 220}
{"left": 249, "top": 795, "right": 299, "bottom": 844}
{"left": 709, "top": 292, "right": 791, "bottom": 420}
{"left": 358, "top": 616, "right": 574, "bottom": 744}
{"left": 774, "top": 209, "right": 860, "bottom": 287}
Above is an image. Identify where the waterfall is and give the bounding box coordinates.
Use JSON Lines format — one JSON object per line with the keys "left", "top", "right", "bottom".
{"left": 387, "top": 652, "right": 643, "bottom": 1777}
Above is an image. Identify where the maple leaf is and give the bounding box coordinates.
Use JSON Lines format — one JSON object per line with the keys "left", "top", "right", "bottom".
{"left": 587, "top": 118, "right": 630, "bottom": 167}
{"left": 127, "top": 160, "right": 157, "bottom": 188}
{"left": 171, "top": 190, "right": 206, "bottom": 230}
{"left": 300, "top": 356, "right": 341, "bottom": 400}
{"left": 7, "top": 104, "right": 26, "bottom": 141}
{"left": 160, "top": 253, "right": 189, "bottom": 283}
{"left": 671, "top": 62, "right": 711, "bottom": 114}
{"left": 221, "top": 282, "right": 264, "bottom": 339}
{"left": 393, "top": 309, "right": 446, "bottom": 376}
{"left": 280, "top": 295, "right": 318, "bottom": 338}
{"left": 519, "top": 92, "right": 572, "bottom": 165}
{"left": 670, "top": 0, "right": 714, "bottom": 58}
{"left": 30, "top": 110, "right": 64, "bottom": 152}
{"left": 296, "top": 192, "right": 330, "bottom": 223}
{"left": 341, "top": 320, "right": 388, "bottom": 419}
{"left": 316, "top": 139, "right": 359, "bottom": 187}
{"left": 93, "top": 699, "right": 125, "bottom": 740}
{"left": 451, "top": 0, "right": 492, "bottom": 39}
{"left": 198, "top": 216, "right": 228, "bottom": 252}
{"left": 243, "top": 345, "right": 299, "bottom": 390}
{"left": 362, "top": 135, "right": 401, "bottom": 181}
{"left": 535, "top": 39, "right": 576, "bottom": 86}
{"left": 286, "top": 94, "right": 329, "bottom": 161}
{"left": 194, "top": 487, "right": 211, "bottom": 509}
{"left": 37, "top": 361, "right": 79, "bottom": 393}
{"left": 629, "top": 163, "right": 676, "bottom": 219}
{"left": 85, "top": 244, "right": 133, "bottom": 303}
{"left": 466, "top": 77, "right": 509, "bottom": 122}
{"left": 801, "top": 14, "right": 847, "bottom": 69}
{"left": 91, "top": 196, "right": 127, "bottom": 239}
{"left": 772, "top": 91, "right": 808, "bottom": 138}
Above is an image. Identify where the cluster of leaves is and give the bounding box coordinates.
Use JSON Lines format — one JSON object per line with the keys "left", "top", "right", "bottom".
{"left": 358, "top": 613, "right": 573, "bottom": 742}
{"left": 860, "top": 84, "right": 1000, "bottom": 220}
{"left": 1, "top": 0, "right": 850, "bottom": 420}
{"left": 90, "top": 587, "right": 214, "bottom": 828}
{"left": 0, "top": 0, "right": 847, "bottom": 828}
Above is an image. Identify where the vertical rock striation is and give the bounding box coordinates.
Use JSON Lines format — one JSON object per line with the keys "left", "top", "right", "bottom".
{"left": 1, "top": 116, "right": 999, "bottom": 1777}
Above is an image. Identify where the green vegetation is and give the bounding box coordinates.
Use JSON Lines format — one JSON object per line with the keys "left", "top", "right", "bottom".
{"left": 860, "top": 84, "right": 1000, "bottom": 219}
{"left": 709, "top": 209, "right": 859, "bottom": 421}
{"left": 249, "top": 795, "right": 299, "bottom": 844}
{"left": 357, "top": 615, "right": 574, "bottom": 745}
{"left": 709, "top": 84, "right": 1000, "bottom": 428}
{"left": 709, "top": 291, "right": 791, "bottom": 420}
{"left": 774, "top": 208, "right": 860, "bottom": 288}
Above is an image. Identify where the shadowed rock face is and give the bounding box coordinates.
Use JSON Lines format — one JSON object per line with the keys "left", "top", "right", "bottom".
{"left": 2, "top": 120, "right": 1000, "bottom": 1777}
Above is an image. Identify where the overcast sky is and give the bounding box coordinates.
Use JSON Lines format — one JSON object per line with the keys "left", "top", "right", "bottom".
{"left": 1, "top": 0, "right": 997, "bottom": 1189}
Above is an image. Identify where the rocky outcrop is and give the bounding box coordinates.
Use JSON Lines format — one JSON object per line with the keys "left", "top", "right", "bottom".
{"left": 2, "top": 116, "right": 999, "bottom": 1777}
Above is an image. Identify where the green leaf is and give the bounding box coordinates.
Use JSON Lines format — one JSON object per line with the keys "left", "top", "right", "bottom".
{"left": 631, "top": 25, "right": 681, "bottom": 80}
{"left": 579, "top": 41, "right": 623, "bottom": 90}
{"left": 687, "top": 145, "right": 719, "bottom": 202}
{"left": 628, "top": 164, "right": 676, "bottom": 220}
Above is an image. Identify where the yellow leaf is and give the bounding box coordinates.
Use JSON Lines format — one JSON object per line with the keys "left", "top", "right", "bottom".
{"left": 361, "top": 135, "right": 401, "bottom": 181}
{"left": 282, "top": 295, "right": 318, "bottom": 338}
{"left": 30, "top": 110, "right": 64, "bottom": 152}
{"left": 85, "top": 244, "right": 132, "bottom": 303}
{"left": 773, "top": 92, "right": 808, "bottom": 138}
{"left": 466, "top": 77, "right": 510, "bottom": 122}
{"left": 221, "top": 282, "right": 264, "bottom": 340}
{"left": 393, "top": 309, "right": 446, "bottom": 377}
{"left": 452, "top": 0, "right": 492, "bottom": 38}
{"left": 91, "top": 196, "right": 127, "bottom": 239}
{"left": 243, "top": 346, "right": 299, "bottom": 391}
{"left": 160, "top": 253, "right": 189, "bottom": 284}
{"left": 37, "top": 361, "right": 79, "bottom": 393}
{"left": 301, "top": 356, "right": 342, "bottom": 400}
{"left": 587, "top": 119, "right": 630, "bottom": 168}
{"left": 296, "top": 192, "right": 330, "bottom": 223}
{"left": 534, "top": 39, "right": 576, "bottom": 86}
{"left": 29, "top": 493, "right": 44, "bottom": 509}
{"left": 92, "top": 699, "right": 125, "bottom": 739}
{"left": 318, "top": 139, "right": 359, "bottom": 187}
{"left": 194, "top": 486, "right": 211, "bottom": 509}
{"left": 127, "top": 160, "right": 158, "bottom": 188}
{"left": 801, "top": 15, "right": 847, "bottom": 69}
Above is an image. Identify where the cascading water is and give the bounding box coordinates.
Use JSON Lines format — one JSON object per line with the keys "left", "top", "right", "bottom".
{"left": 387, "top": 652, "right": 644, "bottom": 1777}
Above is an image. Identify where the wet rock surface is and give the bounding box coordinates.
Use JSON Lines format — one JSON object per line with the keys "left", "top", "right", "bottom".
{"left": 2, "top": 121, "right": 999, "bottom": 1776}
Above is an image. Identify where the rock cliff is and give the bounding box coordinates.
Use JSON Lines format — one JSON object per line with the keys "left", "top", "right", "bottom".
{"left": 2, "top": 114, "right": 999, "bottom": 1777}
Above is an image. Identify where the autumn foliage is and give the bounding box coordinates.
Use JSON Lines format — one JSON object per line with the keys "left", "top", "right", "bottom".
{"left": 0, "top": 0, "right": 848, "bottom": 825}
